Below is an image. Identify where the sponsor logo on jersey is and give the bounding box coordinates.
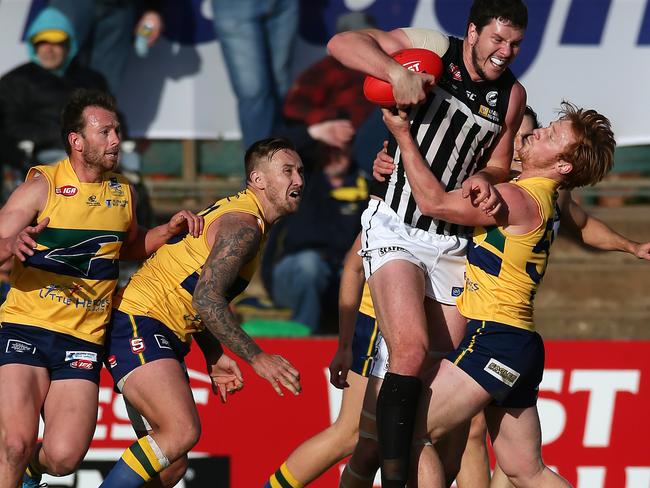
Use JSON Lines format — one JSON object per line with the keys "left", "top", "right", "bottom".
{"left": 109, "top": 177, "right": 124, "bottom": 196}
{"left": 466, "top": 90, "right": 476, "bottom": 101}
{"left": 70, "top": 359, "right": 94, "bottom": 370}
{"left": 479, "top": 105, "right": 500, "bottom": 123}
{"left": 183, "top": 314, "right": 202, "bottom": 328}
{"left": 154, "top": 334, "right": 172, "bottom": 350}
{"left": 448, "top": 63, "right": 462, "bottom": 81}
{"left": 451, "top": 286, "right": 464, "bottom": 297}
{"left": 464, "top": 275, "right": 479, "bottom": 292}
{"left": 105, "top": 199, "right": 128, "bottom": 208}
{"left": 6, "top": 339, "right": 36, "bottom": 354}
{"left": 486, "top": 90, "right": 498, "bottom": 107}
{"left": 130, "top": 337, "right": 145, "bottom": 354}
{"left": 86, "top": 195, "right": 101, "bottom": 207}
{"left": 55, "top": 185, "right": 78, "bottom": 197}
{"left": 484, "top": 358, "right": 520, "bottom": 387}
{"left": 107, "top": 355, "right": 117, "bottom": 368}
{"left": 65, "top": 351, "right": 98, "bottom": 362}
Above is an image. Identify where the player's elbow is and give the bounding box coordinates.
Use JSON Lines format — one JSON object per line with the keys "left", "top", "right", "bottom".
{"left": 327, "top": 31, "right": 355, "bottom": 57}
{"left": 416, "top": 198, "right": 445, "bottom": 219}
{"left": 192, "top": 291, "right": 210, "bottom": 319}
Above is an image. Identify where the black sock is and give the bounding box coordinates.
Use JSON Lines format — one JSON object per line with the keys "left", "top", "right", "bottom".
{"left": 376, "top": 372, "right": 422, "bottom": 487}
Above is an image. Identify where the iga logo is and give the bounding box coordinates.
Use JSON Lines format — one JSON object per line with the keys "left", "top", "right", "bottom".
{"left": 107, "top": 355, "right": 117, "bottom": 368}
{"left": 70, "top": 359, "right": 94, "bottom": 370}
{"left": 55, "top": 185, "right": 78, "bottom": 197}
{"left": 130, "top": 337, "right": 145, "bottom": 354}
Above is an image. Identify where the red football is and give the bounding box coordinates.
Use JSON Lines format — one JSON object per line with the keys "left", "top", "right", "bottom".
{"left": 363, "top": 48, "right": 444, "bottom": 107}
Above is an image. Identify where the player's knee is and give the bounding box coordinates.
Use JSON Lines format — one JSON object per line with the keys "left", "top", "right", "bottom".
{"left": 1, "top": 434, "right": 32, "bottom": 466}
{"left": 329, "top": 419, "right": 360, "bottom": 454}
{"left": 174, "top": 418, "right": 201, "bottom": 453}
{"left": 499, "top": 455, "right": 544, "bottom": 484}
{"left": 352, "top": 437, "right": 380, "bottom": 473}
{"left": 159, "top": 455, "right": 189, "bottom": 488}
{"left": 46, "top": 447, "right": 84, "bottom": 476}
{"left": 388, "top": 345, "right": 427, "bottom": 374}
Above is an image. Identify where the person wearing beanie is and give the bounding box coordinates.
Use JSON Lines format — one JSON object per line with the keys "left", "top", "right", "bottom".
{"left": 0, "top": 7, "right": 109, "bottom": 166}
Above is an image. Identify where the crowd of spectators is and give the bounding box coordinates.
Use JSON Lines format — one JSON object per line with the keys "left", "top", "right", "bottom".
{"left": 0, "top": 5, "right": 387, "bottom": 333}
{"left": 0, "top": 4, "right": 645, "bottom": 334}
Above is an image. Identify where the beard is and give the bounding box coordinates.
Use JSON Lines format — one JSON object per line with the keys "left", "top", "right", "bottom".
{"left": 471, "top": 43, "right": 488, "bottom": 81}
{"left": 82, "top": 145, "right": 118, "bottom": 173}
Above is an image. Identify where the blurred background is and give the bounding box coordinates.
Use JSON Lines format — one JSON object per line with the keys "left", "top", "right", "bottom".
{"left": 0, "top": 1, "right": 648, "bottom": 486}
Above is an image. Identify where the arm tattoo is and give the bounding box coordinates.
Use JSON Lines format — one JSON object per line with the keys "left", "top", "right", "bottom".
{"left": 193, "top": 215, "right": 263, "bottom": 363}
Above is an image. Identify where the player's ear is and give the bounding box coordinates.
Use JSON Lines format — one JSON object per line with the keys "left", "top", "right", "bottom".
{"left": 467, "top": 23, "right": 478, "bottom": 46}
{"left": 556, "top": 159, "right": 573, "bottom": 176}
{"left": 68, "top": 132, "right": 83, "bottom": 152}
{"left": 249, "top": 169, "right": 265, "bottom": 190}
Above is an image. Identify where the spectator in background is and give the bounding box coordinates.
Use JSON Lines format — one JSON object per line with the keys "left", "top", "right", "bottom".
{"left": 263, "top": 143, "right": 368, "bottom": 333}
{"left": 212, "top": 0, "right": 299, "bottom": 148}
{"left": 277, "top": 11, "right": 387, "bottom": 173}
{"left": 49, "top": 0, "right": 163, "bottom": 96}
{"left": 0, "top": 6, "right": 109, "bottom": 166}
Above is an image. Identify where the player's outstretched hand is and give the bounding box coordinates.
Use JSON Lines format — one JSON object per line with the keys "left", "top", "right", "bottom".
{"left": 329, "top": 346, "right": 353, "bottom": 389}
{"left": 372, "top": 140, "right": 395, "bottom": 183}
{"left": 12, "top": 217, "right": 49, "bottom": 262}
{"left": 633, "top": 241, "right": 650, "bottom": 260}
{"left": 462, "top": 174, "right": 503, "bottom": 216}
{"left": 167, "top": 210, "right": 204, "bottom": 238}
{"left": 308, "top": 119, "right": 355, "bottom": 149}
{"left": 251, "top": 352, "right": 301, "bottom": 397}
{"left": 208, "top": 353, "right": 244, "bottom": 403}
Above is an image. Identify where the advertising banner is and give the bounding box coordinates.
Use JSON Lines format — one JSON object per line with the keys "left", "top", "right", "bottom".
{"left": 41, "top": 339, "right": 650, "bottom": 488}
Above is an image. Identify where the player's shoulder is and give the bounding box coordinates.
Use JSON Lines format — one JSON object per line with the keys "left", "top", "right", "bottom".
{"left": 400, "top": 27, "right": 450, "bottom": 56}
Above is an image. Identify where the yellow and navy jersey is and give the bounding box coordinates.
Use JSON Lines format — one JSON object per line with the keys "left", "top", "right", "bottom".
{"left": 358, "top": 282, "right": 375, "bottom": 319}
{"left": 115, "top": 190, "right": 267, "bottom": 343}
{"left": 457, "top": 177, "right": 560, "bottom": 331}
{"left": 1, "top": 159, "right": 132, "bottom": 344}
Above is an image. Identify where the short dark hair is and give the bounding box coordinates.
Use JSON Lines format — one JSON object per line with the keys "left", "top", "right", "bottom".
{"left": 60, "top": 89, "right": 117, "bottom": 154}
{"left": 524, "top": 105, "right": 540, "bottom": 129}
{"left": 468, "top": 0, "right": 528, "bottom": 34}
{"left": 244, "top": 137, "right": 297, "bottom": 181}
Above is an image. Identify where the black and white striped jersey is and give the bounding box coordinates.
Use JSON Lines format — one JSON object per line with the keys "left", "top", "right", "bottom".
{"left": 371, "top": 36, "right": 518, "bottom": 237}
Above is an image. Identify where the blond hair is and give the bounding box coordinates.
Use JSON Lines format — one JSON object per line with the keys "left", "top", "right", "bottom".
{"left": 558, "top": 101, "right": 616, "bottom": 189}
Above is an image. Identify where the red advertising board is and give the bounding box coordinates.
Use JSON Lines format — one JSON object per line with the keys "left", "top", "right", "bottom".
{"left": 45, "top": 340, "right": 650, "bottom": 487}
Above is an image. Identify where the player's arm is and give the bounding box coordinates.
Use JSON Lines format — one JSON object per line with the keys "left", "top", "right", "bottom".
{"left": 0, "top": 174, "right": 49, "bottom": 264}
{"left": 327, "top": 28, "right": 440, "bottom": 107}
{"left": 558, "top": 190, "right": 650, "bottom": 259}
{"left": 120, "top": 184, "right": 204, "bottom": 260}
{"left": 462, "top": 82, "right": 527, "bottom": 212}
{"left": 330, "top": 233, "right": 365, "bottom": 389}
{"left": 192, "top": 212, "right": 301, "bottom": 396}
{"left": 382, "top": 108, "right": 535, "bottom": 229}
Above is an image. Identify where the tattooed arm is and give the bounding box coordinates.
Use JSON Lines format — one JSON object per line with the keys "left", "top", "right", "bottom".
{"left": 192, "top": 212, "right": 301, "bottom": 396}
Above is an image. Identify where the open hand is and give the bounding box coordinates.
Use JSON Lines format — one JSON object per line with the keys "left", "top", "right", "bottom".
{"left": 167, "top": 210, "right": 204, "bottom": 238}
{"left": 12, "top": 217, "right": 49, "bottom": 262}
{"left": 251, "top": 352, "right": 301, "bottom": 397}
